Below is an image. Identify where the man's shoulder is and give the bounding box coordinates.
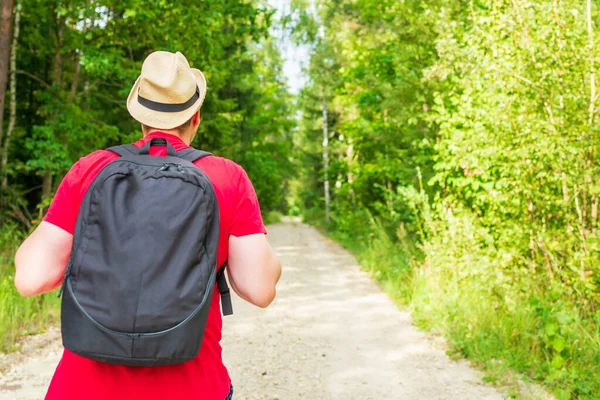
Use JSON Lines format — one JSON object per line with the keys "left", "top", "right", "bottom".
{"left": 196, "top": 154, "right": 241, "bottom": 168}
{"left": 194, "top": 155, "right": 253, "bottom": 197}
{"left": 195, "top": 155, "right": 246, "bottom": 177}
{"left": 77, "top": 149, "right": 118, "bottom": 167}
{"left": 68, "top": 150, "right": 119, "bottom": 179}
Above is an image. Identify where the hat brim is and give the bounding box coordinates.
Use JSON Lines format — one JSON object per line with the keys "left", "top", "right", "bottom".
{"left": 126, "top": 69, "right": 207, "bottom": 130}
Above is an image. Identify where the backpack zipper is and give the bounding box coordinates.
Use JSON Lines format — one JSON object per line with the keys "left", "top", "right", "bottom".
{"left": 57, "top": 260, "right": 74, "bottom": 298}
{"left": 157, "top": 162, "right": 184, "bottom": 172}
{"left": 64, "top": 273, "right": 216, "bottom": 338}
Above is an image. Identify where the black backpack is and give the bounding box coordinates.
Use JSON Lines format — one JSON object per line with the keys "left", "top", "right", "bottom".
{"left": 58, "top": 138, "right": 233, "bottom": 366}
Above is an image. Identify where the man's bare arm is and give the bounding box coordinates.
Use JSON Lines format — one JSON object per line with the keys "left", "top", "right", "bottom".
{"left": 227, "top": 233, "right": 281, "bottom": 308}
{"left": 14, "top": 221, "right": 72, "bottom": 297}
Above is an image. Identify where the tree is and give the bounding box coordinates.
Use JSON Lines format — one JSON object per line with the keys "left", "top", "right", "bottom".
{"left": 0, "top": 0, "right": 14, "bottom": 152}
{"left": 0, "top": 0, "right": 20, "bottom": 192}
{"left": 294, "top": 0, "right": 600, "bottom": 396}
{"left": 0, "top": 0, "right": 294, "bottom": 223}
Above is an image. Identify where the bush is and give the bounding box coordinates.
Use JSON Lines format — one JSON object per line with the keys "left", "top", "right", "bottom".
{"left": 315, "top": 198, "right": 600, "bottom": 399}
{"left": 264, "top": 210, "right": 284, "bottom": 225}
{"left": 0, "top": 223, "right": 60, "bottom": 352}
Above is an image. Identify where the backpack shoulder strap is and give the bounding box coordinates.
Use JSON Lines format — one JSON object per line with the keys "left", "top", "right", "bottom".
{"left": 177, "top": 148, "right": 212, "bottom": 163}
{"left": 107, "top": 144, "right": 138, "bottom": 158}
{"left": 217, "top": 264, "right": 233, "bottom": 316}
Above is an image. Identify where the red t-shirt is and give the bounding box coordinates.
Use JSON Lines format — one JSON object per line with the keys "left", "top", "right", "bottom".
{"left": 43, "top": 132, "right": 266, "bottom": 400}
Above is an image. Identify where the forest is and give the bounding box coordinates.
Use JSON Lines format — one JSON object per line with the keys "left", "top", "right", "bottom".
{"left": 0, "top": 0, "right": 293, "bottom": 354}
{"left": 2, "top": 0, "right": 600, "bottom": 398}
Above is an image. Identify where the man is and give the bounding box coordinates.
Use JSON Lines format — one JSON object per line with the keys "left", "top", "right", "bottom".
{"left": 14, "top": 51, "right": 282, "bottom": 400}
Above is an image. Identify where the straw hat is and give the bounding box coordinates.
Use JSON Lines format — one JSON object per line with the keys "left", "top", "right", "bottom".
{"left": 127, "top": 51, "right": 207, "bottom": 130}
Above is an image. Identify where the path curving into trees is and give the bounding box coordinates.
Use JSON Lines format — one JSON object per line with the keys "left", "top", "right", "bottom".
{"left": 1, "top": 221, "right": 504, "bottom": 400}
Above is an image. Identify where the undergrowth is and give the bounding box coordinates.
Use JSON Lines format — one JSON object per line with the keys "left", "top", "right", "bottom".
{"left": 309, "top": 207, "right": 600, "bottom": 400}
{"left": 264, "top": 210, "right": 284, "bottom": 225}
{"left": 0, "top": 223, "right": 60, "bottom": 352}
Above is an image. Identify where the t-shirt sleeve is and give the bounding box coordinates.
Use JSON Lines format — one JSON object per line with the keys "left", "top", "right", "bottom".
{"left": 229, "top": 166, "right": 267, "bottom": 237}
{"left": 43, "top": 161, "right": 84, "bottom": 235}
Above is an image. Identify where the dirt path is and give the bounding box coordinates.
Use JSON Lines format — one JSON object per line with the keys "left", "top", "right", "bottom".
{"left": 1, "top": 221, "right": 506, "bottom": 399}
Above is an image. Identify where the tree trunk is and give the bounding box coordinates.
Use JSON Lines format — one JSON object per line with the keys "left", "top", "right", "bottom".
{"left": 68, "top": 2, "right": 87, "bottom": 105}
{"left": 53, "top": 21, "right": 65, "bottom": 87}
{"left": 322, "top": 96, "right": 330, "bottom": 223}
{"left": 40, "top": 173, "right": 53, "bottom": 216}
{"left": 0, "top": 0, "right": 20, "bottom": 192}
{"left": 69, "top": 54, "right": 81, "bottom": 102}
{"left": 0, "top": 0, "right": 14, "bottom": 152}
{"left": 587, "top": 0, "right": 596, "bottom": 129}
{"left": 347, "top": 139, "right": 356, "bottom": 205}
{"left": 587, "top": 0, "right": 596, "bottom": 234}
{"left": 64, "top": 24, "right": 85, "bottom": 149}
{"left": 39, "top": 13, "right": 65, "bottom": 215}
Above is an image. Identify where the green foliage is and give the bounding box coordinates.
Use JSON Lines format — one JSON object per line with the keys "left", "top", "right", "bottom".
{"left": 0, "top": 223, "right": 59, "bottom": 351}
{"left": 296, "top": 0, "right": 600, "bottom": 397}
{"left": 409, "top": 200, "right": 600, "bottom": 398}
{"left": 0, "top": 0, "right": 295, "bottom": 350}
{"left": 1, "top": 0, "right": 294, "bottom": 219}
{"left": 264, "top": 210, "right": 284, "bottom": 225}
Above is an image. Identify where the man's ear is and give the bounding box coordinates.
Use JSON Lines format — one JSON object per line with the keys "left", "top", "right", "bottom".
{"left": 192, "top": 110, "right": 200, "bottom": 127}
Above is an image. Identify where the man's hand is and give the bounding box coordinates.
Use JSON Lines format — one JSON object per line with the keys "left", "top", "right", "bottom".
{"left": 14, "top": 221, "right": 72, "bottom": 297}
{"left": 227, "top": 233, "right": 281, "bottom": 308}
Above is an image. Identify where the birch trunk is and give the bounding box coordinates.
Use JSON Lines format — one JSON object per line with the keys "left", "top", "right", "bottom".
{"left": 322, "top": 96, "right": 330, "bottom": 222}
{"left": 587, "top": 0, "right": 596, "bottom": 234}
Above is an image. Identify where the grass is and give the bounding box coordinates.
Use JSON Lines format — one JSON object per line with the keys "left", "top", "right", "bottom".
{"left": 0, "top": 223, "right": 60, "bottom": 352}
{"left": 313, "top": 212, "right": 599, "bottom": 400}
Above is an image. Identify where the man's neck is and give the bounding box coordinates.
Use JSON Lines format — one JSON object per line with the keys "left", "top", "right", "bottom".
{"left": 145, "top": 130, "right": 190, "bottom": 145}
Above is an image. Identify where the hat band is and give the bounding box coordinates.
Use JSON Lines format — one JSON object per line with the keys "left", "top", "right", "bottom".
{"left": 137, "top": 86, "right": 200, "bottom": 113}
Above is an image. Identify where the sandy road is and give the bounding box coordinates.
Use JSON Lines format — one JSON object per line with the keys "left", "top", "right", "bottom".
{"left": 0, "top": 221, "right": 505, "bottom": 399}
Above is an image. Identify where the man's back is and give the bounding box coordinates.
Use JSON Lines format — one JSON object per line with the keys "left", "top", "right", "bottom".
{"left": 15, "top": 51, "right": 280, "bottom": 400}
{"left": 43, "top": 132, "right": 266, "bottom": 400}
